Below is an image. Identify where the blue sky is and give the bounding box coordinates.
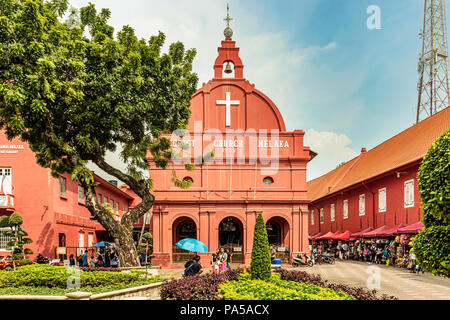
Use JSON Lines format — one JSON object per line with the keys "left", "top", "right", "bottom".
{"left": 69, "top": 0, "right": 440, "bottom": 181}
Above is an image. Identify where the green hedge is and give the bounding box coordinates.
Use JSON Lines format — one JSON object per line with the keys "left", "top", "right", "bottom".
{"left": 0, "top": 264, "right": 157, "bottom": 289}
{"left": 413, "top": 226, "right": 450, "bottom": 276}
{"left": 218, "top": 270, "right": 355, "bottom": 300}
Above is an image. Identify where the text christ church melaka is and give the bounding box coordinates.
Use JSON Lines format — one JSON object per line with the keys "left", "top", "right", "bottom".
{"left": 147, "top": 12, "right": 315, "bottom": 267}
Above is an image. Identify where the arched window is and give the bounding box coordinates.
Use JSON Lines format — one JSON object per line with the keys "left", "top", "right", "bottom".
{"left": 183, "top": 177, "right": 193, "bottom": 183}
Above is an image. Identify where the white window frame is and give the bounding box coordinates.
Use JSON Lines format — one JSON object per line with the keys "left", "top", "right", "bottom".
{"left": 59, "top": 177, "right": 66, "bottom": 197}
{"left": 320, "top": 208, "right": 324, "bottom": 224}
{"left": 78, "top": 232, "right": 84, "bottom": 250}
{"left": 343, "top": 199, "right": 349, "bottom": 219}
{"left": 330, "top": 204, "right": 335, "bottom": 222}
{"left": 359, "top": 194, "right": 365, "bottom": 216}
{"left": 311, "top": 209, "right": 315, "bottom": 225}
{"left": 378, "top": 188, "right": 387, "bottom": 212}
{"left": 404, "top": 179, "right": 414, "bottom": 208}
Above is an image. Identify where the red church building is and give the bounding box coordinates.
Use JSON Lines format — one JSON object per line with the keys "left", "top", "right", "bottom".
{"left": 147, "top": 22, "right": 314, "bottom": 267}
{"left": 307, "top": 107, "right": 450, "bottom": 237}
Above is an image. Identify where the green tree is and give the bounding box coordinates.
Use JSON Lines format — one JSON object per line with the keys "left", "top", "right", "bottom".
{"left": 415, "top": 129, "right": 450, "bottom": 276}
{"left": 0, "top": 0, "right": 198, "bottom": 266}
{"left": 5, "top": 212, "right": 33, "bottom": 270}
{"left": 250, "top": 214, "right": 272, "bottom": 281}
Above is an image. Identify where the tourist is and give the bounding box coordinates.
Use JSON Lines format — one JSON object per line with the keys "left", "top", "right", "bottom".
{"left": 225, "top": 248, "right": 232, "bottom": 270}
{"left": 211, "top": 252, "right": 219, "bottom": 274}
{"left": 97, "top": 255, "right": 104, "bottom": 267}
{"left": 139, "top": 251, "right": 146, "bottom": 267}
{"left": 69, "top": 254, "right": 76, "bottom": 267}
{"left": 217, "top": 247, "right": 227, "bottom": 273}
{"left": 82, "top": 250, "right": 88, "bottom": 267}
{"left": 105, "top": 248, "right": 111, "bottom": 267}
{"left": 184, "top": 255, "right": 203, "bottom": 277}
{"left": 110, "top": 251, "right": 119, "bottom": 268}
{"left": 383, "top": 246, "right": 390, "bottom": 266}
{"left": 77, "top": 255, "right": 83, "bottom": 267}
{"left": 89, "top": 255, "right": 96, "bottom": 268}
{"left": 342, "top": 242, "right": 348, "bottom": 260}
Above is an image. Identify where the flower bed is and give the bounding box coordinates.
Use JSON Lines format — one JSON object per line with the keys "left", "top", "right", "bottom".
{"left": 0, "top": 264, "right": 160, "bottom": 295}
{"left": 218, "top": 271, "right": 355, "bottom": 300}
{"left": 160, "top": 268, "right": 398, "bottom": 300}
{"left": 274, "top": 269, "right": 398, "bottom": 300}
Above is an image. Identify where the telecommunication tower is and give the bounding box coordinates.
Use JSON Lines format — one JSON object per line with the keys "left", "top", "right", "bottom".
{"left": 416, "top": 0, "right": 450, "bottom": 123}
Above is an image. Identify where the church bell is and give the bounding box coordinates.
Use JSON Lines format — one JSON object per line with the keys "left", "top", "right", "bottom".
{"left": 224, "top": 62, "right": 233, "bottom": 74}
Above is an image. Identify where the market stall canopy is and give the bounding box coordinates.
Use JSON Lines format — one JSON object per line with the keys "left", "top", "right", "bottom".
{"left": 316, "top": 231, "right": 336, "bottom": 240}
{"left": 361, "top": 225, "right": 392, "bottom": 238}
{"left": 310, "top": 232, "right": 324, "bottom": 240}
{"left": 377, "top": 224, "right": 406, "bottom": 237}
{"left": 329, "top": 231, "right": 342, "bottom": 239}
{"left": 334, "top": 231, "right": 352, "bottom": 241}
{"left": 350, "top": 227, "right": 374, "bottom": 238}
{"left": 397, "top": 222, "right": 424, "bottom": 234}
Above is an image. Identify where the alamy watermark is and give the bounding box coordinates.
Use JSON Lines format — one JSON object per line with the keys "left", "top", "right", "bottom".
{"left": 367, "top": 5, "right": 381, "bottom": 30}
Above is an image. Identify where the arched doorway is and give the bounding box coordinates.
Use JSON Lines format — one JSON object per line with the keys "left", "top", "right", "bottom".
{"left": 218, "top": 217, "right": 244, "bottom": 264}
{"left": 172, "top": 217, "right": 197, "bottom": 264}
{"left": 266, "top": 217, "right": 290, "bottom": 263}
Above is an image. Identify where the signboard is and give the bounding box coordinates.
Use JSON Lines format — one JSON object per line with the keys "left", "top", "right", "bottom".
{"left": 0, "top": 144, "right": 24, "bottom": 154}
{"left": 233, "top": 247, "right": 242, "bottom": 252}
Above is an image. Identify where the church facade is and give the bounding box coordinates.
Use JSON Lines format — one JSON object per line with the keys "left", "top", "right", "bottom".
{"left": 148, "top": 23, "right": 315, "bottom": 267}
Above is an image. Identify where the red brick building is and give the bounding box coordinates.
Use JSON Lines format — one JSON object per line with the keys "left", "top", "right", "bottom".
{"left": 307, "top": 107, "right": 450, "bottom": 236}
{"left": 0, "top": 133, "right": 137, "bottom": 260}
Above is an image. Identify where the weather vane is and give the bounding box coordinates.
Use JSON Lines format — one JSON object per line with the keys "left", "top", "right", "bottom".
{"left": 224, "top": 3, "right": 233, "bottom": 39}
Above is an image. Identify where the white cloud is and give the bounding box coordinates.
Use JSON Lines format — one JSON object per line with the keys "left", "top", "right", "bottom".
{"left": 304, "top": 129, "right": 359, "bottom": 181}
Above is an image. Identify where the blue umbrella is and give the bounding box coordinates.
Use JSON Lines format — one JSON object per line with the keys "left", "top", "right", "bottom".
{"left": 175, "top": 238, "right": 208, "bottom": 253}
{"left": 94, "top": 241, "right": 112, "bottom": 247}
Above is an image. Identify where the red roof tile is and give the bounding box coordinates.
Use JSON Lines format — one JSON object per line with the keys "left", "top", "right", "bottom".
{"left": 308, "top": 107, "right": 450, "bottom": 202}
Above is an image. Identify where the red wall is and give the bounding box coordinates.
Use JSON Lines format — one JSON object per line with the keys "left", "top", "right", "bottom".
{"left": 308, "top": 162, "right": 423, "bottom": 235}
{"left": 0, "top": 132, "right": 133, "bottom": 260}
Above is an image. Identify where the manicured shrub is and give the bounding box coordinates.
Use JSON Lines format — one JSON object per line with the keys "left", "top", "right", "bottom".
{"left": 218, "top": 271, "right": 355, "bottom": 300}
{"left": 250, "top": 214, "right": 271, "bottom": 281}
{"left": 0, "top": 264, "right": 156, "bottom": 288}
{"left": 79, "top": 267, "right": 121, "bottom": 272}
{"left": 417, "top": 129, "right": 450, "bottom": 227}
{"left": 413, "top": 226, "right": 450, "bottom": 276}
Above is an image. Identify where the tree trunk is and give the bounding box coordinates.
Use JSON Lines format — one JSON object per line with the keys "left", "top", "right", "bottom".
{"left": 113, "top": 225, "right": 140, "bottom": 267}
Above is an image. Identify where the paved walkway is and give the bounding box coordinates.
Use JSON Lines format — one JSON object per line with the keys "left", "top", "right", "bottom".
{"left": 292, "top": 260, "right": 450, "bottom": 300}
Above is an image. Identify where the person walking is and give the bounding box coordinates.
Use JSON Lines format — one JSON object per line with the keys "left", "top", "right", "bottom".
{"left": 81, "top": 250, "right": 89, "bottom": 267}
{"left": 211, "top": 252, "right": 219, "bottom": 274}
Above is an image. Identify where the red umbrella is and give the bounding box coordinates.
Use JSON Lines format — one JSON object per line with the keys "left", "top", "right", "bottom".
{"left": 350, "top": 227, "right": 374, "bottom": 238}
{"left": 361, "top": 225, "right": 392, "bottom": 238}
{"left": 397, "top": 222, "right": 424, "bottom": 234}
{"left": 334, "top": 231, "right": 352, "bottom": 241}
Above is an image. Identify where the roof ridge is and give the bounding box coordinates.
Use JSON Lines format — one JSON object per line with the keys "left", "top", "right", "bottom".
{"left": 328, "top": 152, "right": 365, "bottom": 193}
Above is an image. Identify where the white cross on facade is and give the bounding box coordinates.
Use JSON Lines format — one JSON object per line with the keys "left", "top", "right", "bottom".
{"left": 216, "top": 92, "right": 240, "bottom": 127}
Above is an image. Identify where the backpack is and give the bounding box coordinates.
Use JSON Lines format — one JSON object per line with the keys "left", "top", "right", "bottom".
{"left": 184, "top": 262, "right": 195, "bottom": 276}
